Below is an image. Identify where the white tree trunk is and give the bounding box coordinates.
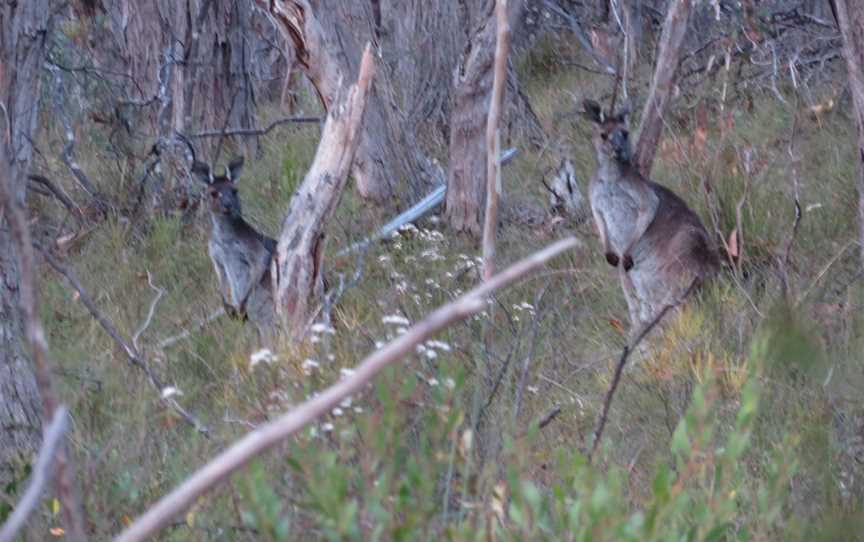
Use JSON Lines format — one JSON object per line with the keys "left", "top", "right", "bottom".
{"left": 273, "top": 46, "right": 376, "bottom": 338}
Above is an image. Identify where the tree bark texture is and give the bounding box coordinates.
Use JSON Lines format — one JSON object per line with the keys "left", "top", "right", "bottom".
{"left": 835, "top": 0, "right": 864, "bottom": 270}
{"left": 633, "top": 0, "right": 691, "bottom": 177}
{"left": 445, "top": 1, "right": 524, "bottom": 238}
{"left": 274, "top": 46, "right": 375, "bottom": 338}
{"left": 0, "top": 0, "right": 52, "bottom": 484}
{"left": 257, "top": 0, "right": 395, "bottom": 203}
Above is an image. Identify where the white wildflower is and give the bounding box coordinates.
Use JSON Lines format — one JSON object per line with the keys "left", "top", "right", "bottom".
{"left": 425, "top": 349, "right": 438, "bottom": 360}
{"left": 340, "top": 368, "right": 356, "bottom": 379}
{"left": 161, "top": 386, "right": 182, "bottom": 399}
{"left": 250, "top": 348, "right": 277, "bottom": 368}
{"left": 310, "top": 323, "right": 336, "bottom": 335}
{"left": 353, "top": 406, "right": 364, "bottom": 413}
{"left": 396, "top": 326, "right": 409, "bottom": 335}
{"left": 426, "top": 340, "right": 451, "bottom": 352}
{"left": 322, "top": 423, "right": 334, "bottom": 432}
{"left": 445, "top": 378, "right": 456, "bottom": 390}
{"left": 302, "top": 358, "right": 320, "bottom": 372}
{"left": 332, "top": 407, "right": 344, "bottom": 417}
{"left": 382, "top": 314, "right": 410, "bottom": 326}
{"left": 340, "top": 397, "right": 353, "bottom": 408}
{"left": 428, "top": 378, "right": 440, "bottom": 387}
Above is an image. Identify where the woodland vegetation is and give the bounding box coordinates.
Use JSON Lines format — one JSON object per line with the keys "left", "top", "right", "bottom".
{"left": 2, "top": 0, "right": 864, "bottom": 540}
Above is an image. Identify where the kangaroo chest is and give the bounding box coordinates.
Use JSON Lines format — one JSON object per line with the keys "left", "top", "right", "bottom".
{"left": 209, "top": 220, "right": 272, "bottom": 306}
{"left": 589, "top": 176, "right": 643, "bottom": 253}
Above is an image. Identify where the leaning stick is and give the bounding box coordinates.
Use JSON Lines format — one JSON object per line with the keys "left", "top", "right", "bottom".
{"left": 115, "top": 237, "right": 578, "bottom": 542}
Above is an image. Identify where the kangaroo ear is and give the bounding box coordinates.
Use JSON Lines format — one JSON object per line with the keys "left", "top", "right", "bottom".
{"left": 582, "top": 100, "right": 604, "bottom": 123}
{"left": 191, "top": 161, "right": 213, "bottom": 184}
{"left": 227, "top": 156, "right": 245, "bottom": 183}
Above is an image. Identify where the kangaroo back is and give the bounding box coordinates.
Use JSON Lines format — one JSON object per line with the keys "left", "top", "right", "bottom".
{"left": 192, "top": 157, "right": 276, "bottom": 331}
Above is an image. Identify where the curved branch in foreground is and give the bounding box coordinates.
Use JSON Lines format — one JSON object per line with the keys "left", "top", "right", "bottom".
{"left": 0, "top": 406, "right": 70, "bottom": 542}
{"left": 114, "top": 237, "right": 578, "bottom": 542}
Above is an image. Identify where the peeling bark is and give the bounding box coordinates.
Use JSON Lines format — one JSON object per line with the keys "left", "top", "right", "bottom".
{"left": 256, "top": 0, "right": 393, "bottom": 203}
{"left": 274, "top": 46, "right": 375, "bottom": 338}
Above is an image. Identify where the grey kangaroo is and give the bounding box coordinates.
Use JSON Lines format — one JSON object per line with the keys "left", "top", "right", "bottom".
{"left": 192, "top": 157, "right": 276, "bottom": 334}
{"left": 583, "top": 100, "right": 719, "bottom": 332}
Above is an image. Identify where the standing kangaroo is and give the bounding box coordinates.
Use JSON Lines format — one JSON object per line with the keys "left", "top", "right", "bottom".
{"left": 192, "top": 157, "right": 276, "bottom": 335}
{"left": 583, "top": 100, "right": 719, "bottom": 332}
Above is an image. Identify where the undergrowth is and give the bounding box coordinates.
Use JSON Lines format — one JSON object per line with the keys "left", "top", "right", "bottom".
{"left": 6, "top": 42, "right": 863, "bottom": 540}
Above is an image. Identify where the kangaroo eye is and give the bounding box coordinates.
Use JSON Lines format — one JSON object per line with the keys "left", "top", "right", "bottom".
{"left": 209, "top": 191, "right": 218, "bottom": 198}
{"left": 232, "top": 188, "right": 238, "bottom": 195}
{"left": 601, "top": 133, "right": 608, "bottom": 141}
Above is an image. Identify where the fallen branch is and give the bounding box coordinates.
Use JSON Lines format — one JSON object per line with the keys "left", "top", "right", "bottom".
{"left": 588, "top": 280, "right": 698, "bottom": 462}
{"left": 188, "top": 116, "right": 321, "bottom": 138}
{"left": 0, "top": 407, "right": 70, "bottom": 542}
{"left": 114, "top": 237, "right": 579, "bottom": 542}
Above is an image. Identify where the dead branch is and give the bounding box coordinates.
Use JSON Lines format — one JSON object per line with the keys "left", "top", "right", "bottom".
{"left": 255, "top": 0, "right": 391, "bottom": 202}
{"left": 188, "top": 116, "right": 322, "bottom": 138}
{"left": 157, "top": 308, "right": 227, "bottom": 349}
{"left": 274, "top": 44, "right": 375, "bottom": 338}
{"left": 482, "top": 0, "right": 511, "bottom": 282}
{"left": 0, "top": 407, "right": 70, "bottom": 542}
{"left": 538, "top": 405, "right": 562, "bottom": 430}
{"left": 633, "top": 0, "right": 692, "bottom": 176}
{"left": 26, "top": 174, "right": 82, "bottom": 220}
{"left": 588, "top": 280, "right": 699, "bottom": 463}
{"left": 114, "top": 237, "right": 578, "bottom": 542}
{"left": 35, "top": 244, "right": 210, "bottom": 437}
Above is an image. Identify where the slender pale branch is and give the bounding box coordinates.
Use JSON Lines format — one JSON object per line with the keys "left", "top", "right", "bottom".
{"left": 482, "top": 0, "right": 511, "bottom": 282}
{"left": 0, "top": 407, "right": 70, "bottom": 542}
{"left": 114, "top": 237, "right": 578, "bottom": 542}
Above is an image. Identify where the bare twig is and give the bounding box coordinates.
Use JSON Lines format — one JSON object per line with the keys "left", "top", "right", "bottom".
{"left": 537, "top": 405, "right": 562, "bottom": 429}
{"left": 27, "top": 174, "right": 82, "bottom": 220}
{"left": 157, "top": 308, "right": 227, "bottom": 349}
{"left": 0, "top": 407, "right": 70, "bottom": 542}
{"left": 115, "top": 237, "right": 579, "bottom": 542}
{"left": 133, "top": 272, "right": 165, "bottom": 352}
{"left": 188, "top": 116, "right": 321, "bottom": 138}
{"left": 588, "top": 280, "right": 699, "bottom": 462}
{"left": 482, "top": 0, "right": 511, "bottom": 282}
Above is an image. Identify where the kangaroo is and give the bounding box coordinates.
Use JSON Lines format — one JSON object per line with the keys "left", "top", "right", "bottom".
{"left": 583, "top": 100, "right": 719, "bottom": 333}
{"left": 192, "top": 157, "right": 276, "bottom": 335}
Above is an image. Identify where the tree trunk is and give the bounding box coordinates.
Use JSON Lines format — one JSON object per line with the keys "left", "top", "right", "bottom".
{"left": 256, "top": 0, "right": 394, "bottom": 203}
{"left": 0, "top": 0, "right": 52, "bottom": 484}
{"left": 445, "top": 1, "right": 524, "bottom": 238}
{"left": 834, "top": 0, "right": 864, "bottom": 270}
{"left": 633, "top": 0, "right": 691, "bottom": 177}
{"left": 274, "top": 46, "right": 375, "bottom": 338}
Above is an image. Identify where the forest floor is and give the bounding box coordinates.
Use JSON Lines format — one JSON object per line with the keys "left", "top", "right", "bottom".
{"left": 17, "top": 43, "right": 864, "bottom": 540}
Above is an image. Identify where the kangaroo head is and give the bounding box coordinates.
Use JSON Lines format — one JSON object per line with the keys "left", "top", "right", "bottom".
{"left": 583, "top": 99, "right": 632, "bottom": 166}
{"left": 192, "top": 157, "right": 245, "bottom": 219}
